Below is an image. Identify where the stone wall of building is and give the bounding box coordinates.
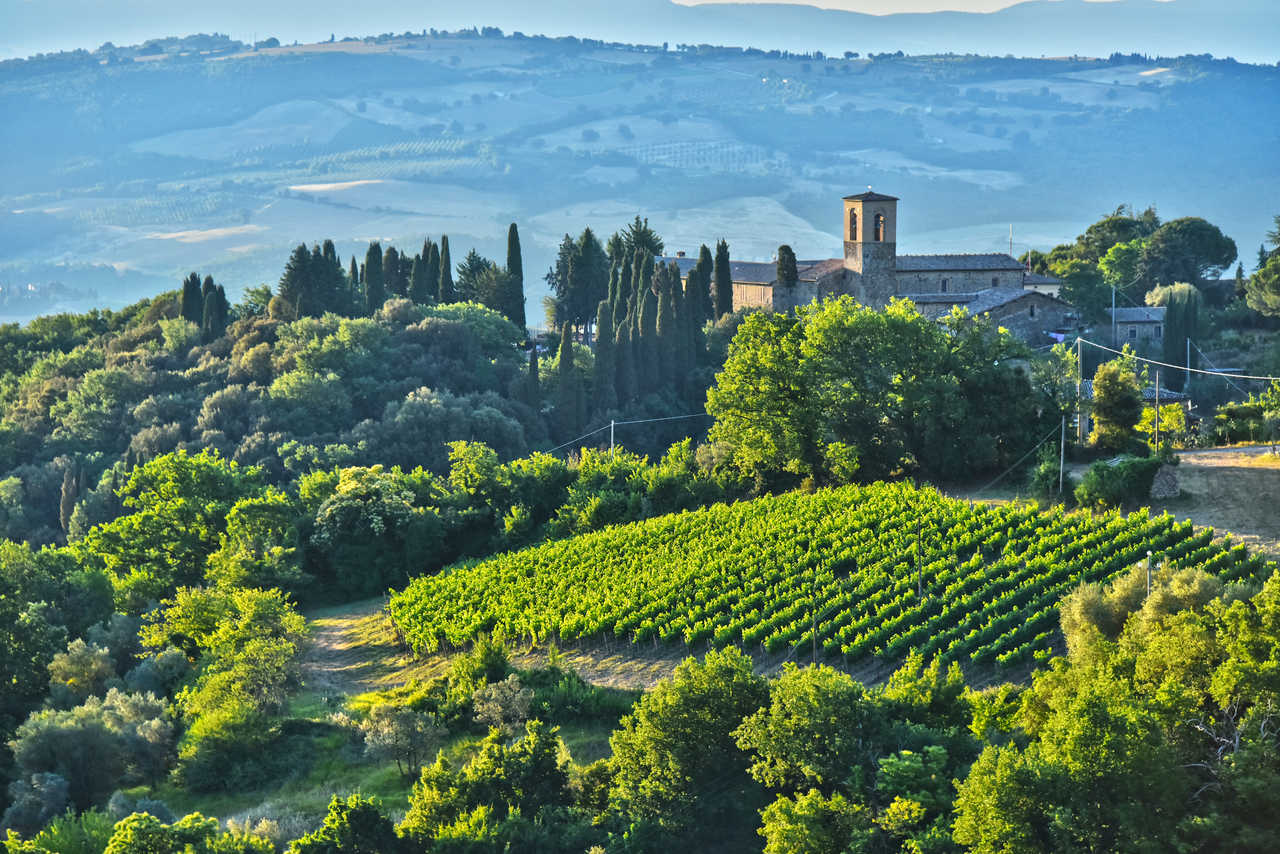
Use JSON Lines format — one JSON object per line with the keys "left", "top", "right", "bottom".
{"left": 985, "top": 294, "right": 1075, "bottom": 348}
{"left": 895, "top": 269, "right": 1024, "bottom": 294}
{"left": 732, "top": 283, "right": 774, "bottom": 311}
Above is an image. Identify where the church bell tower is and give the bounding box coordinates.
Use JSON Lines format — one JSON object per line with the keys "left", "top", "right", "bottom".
{"left": 842, "top": 189, "right": 899, "bottom": 306}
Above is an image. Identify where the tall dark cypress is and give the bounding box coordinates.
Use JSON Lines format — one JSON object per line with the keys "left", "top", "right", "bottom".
{"left": 525, "top": 344, "right": 540, "bottom": 408}
{"left": 593, "top": 300, "right": 617, "bottom": 415}
{"left": 655, "top": 263, "right": 676, "bottom": 389}
{"left": 638, "top": 280, "right": 659, "bottom": 395}
{"left": 364, "top": 242, "right": 385, "bottom": 314}
{"left": 409, "top": 254, "right": 428, "bottom": 304}
{"left": 713, "top": 239, "right": 733, "bottom": 321}
{"left": 181, "top": 273, "right": 203, "bottom": 324}
{"left": 695, "top": 244, "right": 715, "bottom": 323}
{"left": 507, "top": 223, "right": 525, "bottom": 329}
{"left": 616, "top": 322, "right": 638, "bottom": 406}
{"left": 425, "top": 241, "right": 441, "bottom": 304}
{"left": 554, "top": 324, "right": 580, "bottom": 440}
{"left": 612, "top": 254, "right": 632, "bottom": 334}
{"left": 201, "top": 284, "right": 228, "bottom": 342}
{"left": 438, "top": 236, "right": 456, "bottom": 304}
{"left": 349, "top": 256, "right": 361, "bottom": 316}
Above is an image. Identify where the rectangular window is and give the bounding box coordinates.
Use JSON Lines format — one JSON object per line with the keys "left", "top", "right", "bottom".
{"left": 1154, "top": 324, "right": 1162, "bottom": 339}
{"left": 941, "top": 278, "right": 948, "bottom": 293}
{"left": 1128, "top": 326, "right": 1137, "bottom": 340}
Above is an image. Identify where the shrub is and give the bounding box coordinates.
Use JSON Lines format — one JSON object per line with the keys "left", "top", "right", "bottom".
{"left": 1074, "top": 455, "right": 1168, "bottom": 509}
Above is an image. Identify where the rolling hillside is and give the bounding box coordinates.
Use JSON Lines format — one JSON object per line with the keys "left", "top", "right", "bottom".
{"left": 390, "top": 482, "right": 1275, "bottom": 670}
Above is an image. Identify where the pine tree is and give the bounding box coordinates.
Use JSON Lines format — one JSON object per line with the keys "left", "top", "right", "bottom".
{"left": 438, "top": 236, "right": 455, "bottom": 303}
{"left": 713, "top": 239, "right": 733, "bottom": 320}
{"left": 409, "top": 254, "right": 428, "bottom": 305}
{"left": 507, "top": 223, "right": 525, "bottom": 329}
{"left": 364, "top": 242, "right": 385, "bottom": 314}
{"left": 593, "top": 300, "right": 617, "bottom": 415}
{"left": 384, "top": 246, "right": 405, "bottom": 298}
{"left": 456, "top": 250, "right": 494, "bottom": 303}
{"left": 181, "top": 273, "right": 203, "bottom": 324}
{"left": 279, "top": 245, "right": 310, "bottom": 316}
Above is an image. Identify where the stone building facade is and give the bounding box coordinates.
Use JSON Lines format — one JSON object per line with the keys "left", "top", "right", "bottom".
{"left": 663, "top": 190, "right": 1078, "bottom": 346}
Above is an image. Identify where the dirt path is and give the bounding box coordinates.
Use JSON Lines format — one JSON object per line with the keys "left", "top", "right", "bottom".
{"left": 299, "top": 597, "right": 427, "bottom": 698}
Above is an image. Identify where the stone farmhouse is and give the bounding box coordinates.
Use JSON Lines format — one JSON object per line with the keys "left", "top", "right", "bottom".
{"left": 664, "top": 190, "right": 1080, "bottom": 347}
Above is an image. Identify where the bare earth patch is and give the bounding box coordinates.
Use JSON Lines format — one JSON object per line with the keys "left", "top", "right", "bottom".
{"left": 1148, "top": 450, "right": 1280, "bottom": 559}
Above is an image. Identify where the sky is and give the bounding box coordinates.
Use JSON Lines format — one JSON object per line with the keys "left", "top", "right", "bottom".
{"left": 673, "top": 0, "right": 1156, "bottom": 13}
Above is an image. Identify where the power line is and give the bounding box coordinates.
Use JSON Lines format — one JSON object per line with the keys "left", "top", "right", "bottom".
{"left": 613, "top": 413, "right": 712, "bottom": 426}
{"left": 1077, "top": 338, "right": 1280, "bottom": 383}
{"left": 972, "top": 422, "right": 1063, "bottom": 495}
{"left": 545, "top": 424, "right": 611, "bottom": 454}
{"left": 545, "top": 412, "right": 711, "bottom": 455}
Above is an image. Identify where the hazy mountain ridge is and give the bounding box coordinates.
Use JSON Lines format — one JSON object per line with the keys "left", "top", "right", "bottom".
{"left": 1, "top": 23, "right": 1277, "bottom": 317}
{"left": 2, "top": 0, "right": 1276, "bottom": 63}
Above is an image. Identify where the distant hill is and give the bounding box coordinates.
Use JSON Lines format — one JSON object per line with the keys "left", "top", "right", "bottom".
{"left": 3, "top": 0, "right": 1277, "bottom": 63}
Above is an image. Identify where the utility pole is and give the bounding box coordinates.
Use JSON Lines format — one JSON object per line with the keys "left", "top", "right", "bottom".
{"left": 1154, "top": 369, "right": 1160, "bottom": 449}
{"left": 1076, "top": 337, "right": 1085, "bottom": 443}
{"left": 1186, "top": 337, "right": 1192, "bottom": 391}
{"left": 609, "top": 419, "right": 615, "bottom": 455}
{"left": 1059, "top": 415, "right": 1066, "bottom": 493}
{"left": 1111, "top": 287, "right": 1117, "bottom": 347}
{"left": 1146, "top": 551, "right": 1153, "bottom": 598}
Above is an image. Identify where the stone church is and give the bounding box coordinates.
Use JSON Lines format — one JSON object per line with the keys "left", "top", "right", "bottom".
{"left": 665, "top": 190, "right": 1078, "bottom": 347}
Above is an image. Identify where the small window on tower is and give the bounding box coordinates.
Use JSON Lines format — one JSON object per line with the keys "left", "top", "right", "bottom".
{"left": 941, "top": 278, "right": 948, "bottom": 293}
{"left": 849, "top": 211, "right": 858, "bottom": 241}
{"left": 1030, "top": 304, "right": 1036, "bottom": 318}
{"left": 1128, "top": 327, "right": 1137, "bottom": 340}
{"left": 992, "top": 276, "right": 999, "bottom": 287}
{"left": 1154, "top": 324, "right": 1162, "bottom": 339}
{"left": 874, "top": 213, "right": 885, "bottom": 242}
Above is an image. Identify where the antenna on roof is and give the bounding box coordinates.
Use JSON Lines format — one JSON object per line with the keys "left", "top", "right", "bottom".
{"left": 868, "top": 185, "right": 873, "bottom": 192}
{"left": 1009, "top": 224, "right": 1013, "bottom": 258}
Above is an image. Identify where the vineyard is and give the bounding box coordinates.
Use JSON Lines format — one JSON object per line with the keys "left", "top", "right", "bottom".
{"left": 389, "top": 483, "right": 1274, "bottom": 669}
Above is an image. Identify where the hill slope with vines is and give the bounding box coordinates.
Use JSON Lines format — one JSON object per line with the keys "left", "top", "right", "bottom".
{"left": 390, "top": 482, "right": 1274, "bottom": 670}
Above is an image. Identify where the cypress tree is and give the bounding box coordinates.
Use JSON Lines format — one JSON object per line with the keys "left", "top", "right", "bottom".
{"left": 181, "top": 273, "right": 203, "bottom": 324}
{"left": 613, "top": 254, "right": 632, "bottom": 333}
{"left": 616, "top": 322, "right": 638, "bottom": 406}
{"left": 638, "top": 281, "right": 659, "bottom": 395}
{"left": 776, "top": 244, "right": 798, "bottom": 289}
{"left": 507, "top": 223, "right": 525, "bottom": 327}
{"left": 364, "top": 242, "right": 385, "bottom": 314}
{"left": 384, "top": 246, "right": 405, "bottom": 298}
{"left": 349, "top": 256, "right": 361, "bottom": 316}
{"left": 59, "top": 464, "right": 78, "bottom": 536}
{"left": 593, "top": 300, "right": 617, "bottom": 415}
{"left": 555, "top": 324, "right": 580, "bottom": 440}
{"left": 713, "top": 238, "right": 733, "bottom": 320}
{"left": 526, "top": 343, "right": 540, "bottom": 408}
{"left": 409, "top": 254, "right": 428, "bottom": 304}
{"left": 201, "top": 285, "right": 228, "bottom": 342}
{"left": 319, "top": 239, "right": 342, "bottom": 314}
{"left": 426, "top": 241, "right": 441, "bottom": 300}
{"left": 438, "top": 236, "right": 455, "bottom": 304}
{"left": 655, "top": 263, "right": 677, "bottom": 389}
{"left": 695, "top": 244, "right": 715, "bottom": 323}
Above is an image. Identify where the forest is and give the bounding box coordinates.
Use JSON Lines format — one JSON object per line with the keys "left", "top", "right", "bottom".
{"left": 1, "top": 204, "right": 1280, "bottom": 851}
